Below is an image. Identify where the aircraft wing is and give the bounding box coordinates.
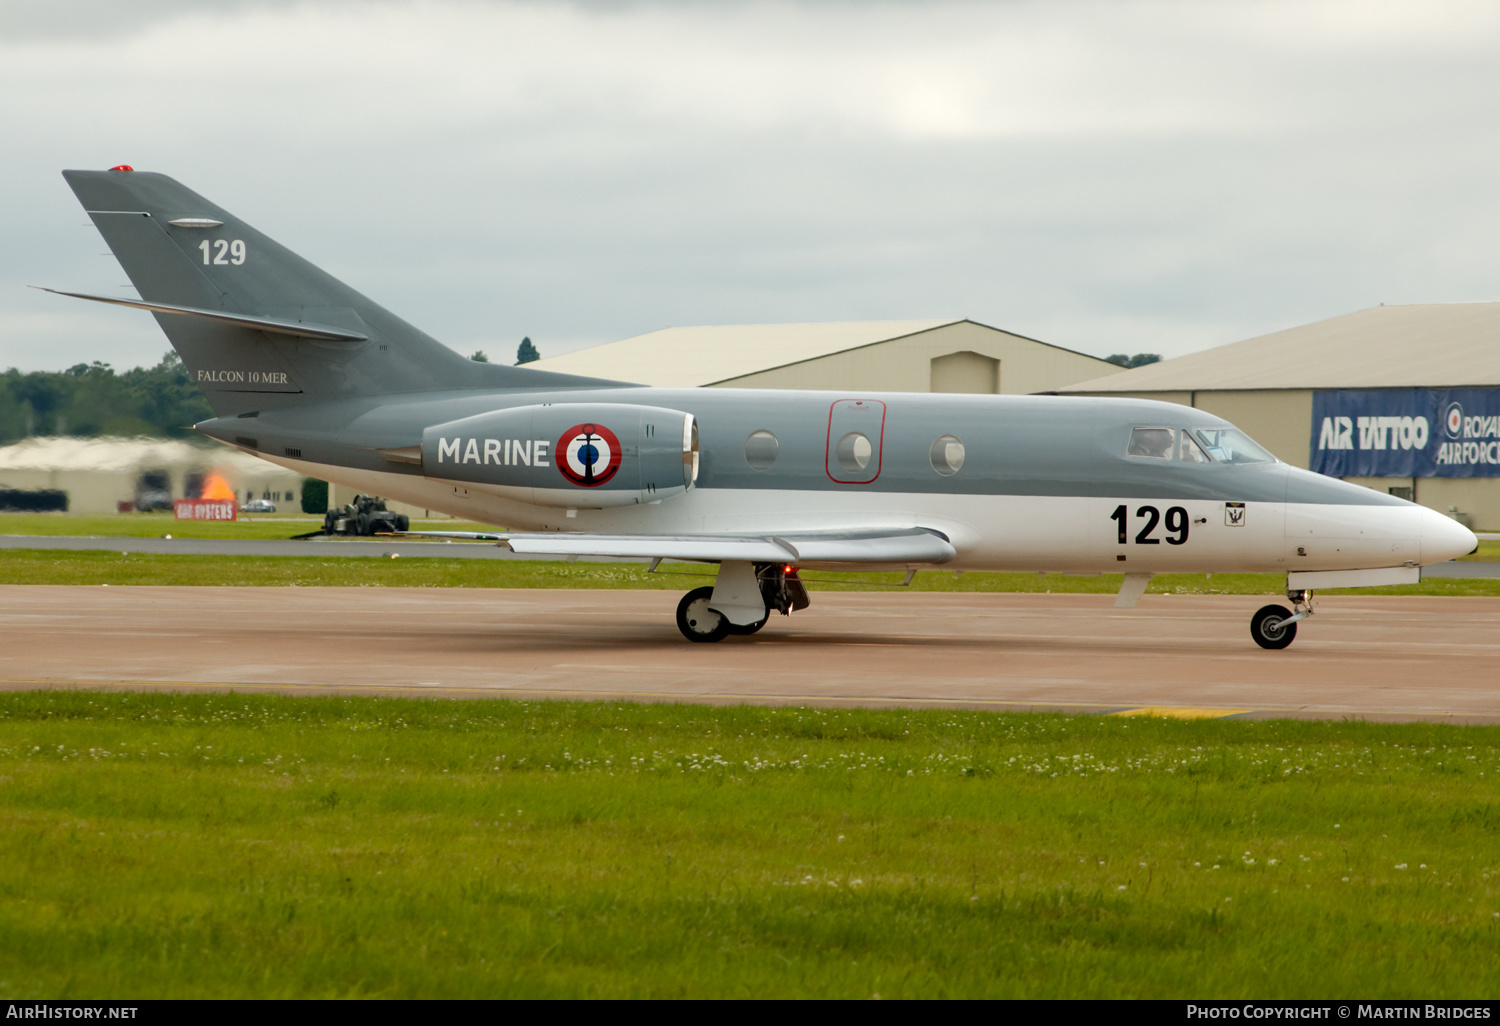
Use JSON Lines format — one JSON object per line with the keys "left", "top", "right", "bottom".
{"left": 495, "top": 527, "right": 956, "bottom": 566}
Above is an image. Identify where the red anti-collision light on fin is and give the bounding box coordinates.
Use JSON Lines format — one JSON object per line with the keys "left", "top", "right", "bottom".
{"left": 109, "top": 165, "right": 134, "bottom": 172}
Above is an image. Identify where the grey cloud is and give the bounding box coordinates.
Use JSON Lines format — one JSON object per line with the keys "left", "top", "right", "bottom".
{"left": 0, "top": 0, "right": 316, "bottom": 41}
{"left": 5, "top": 0, "right": 1500, "bottom": 374}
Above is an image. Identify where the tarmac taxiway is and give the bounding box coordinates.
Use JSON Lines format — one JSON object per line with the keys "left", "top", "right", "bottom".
{"left": 3, "top": 585, "right": 1497, "bottom": 723}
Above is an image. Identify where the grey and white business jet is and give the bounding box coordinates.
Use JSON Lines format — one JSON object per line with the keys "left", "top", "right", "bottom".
{"left": 42, "top": 168, "right": 1480, "bottom": 648}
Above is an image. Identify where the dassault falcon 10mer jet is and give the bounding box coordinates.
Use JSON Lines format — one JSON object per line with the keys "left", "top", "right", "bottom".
{"left": 42, "top": 168, "right": 1479, "bottom": 647}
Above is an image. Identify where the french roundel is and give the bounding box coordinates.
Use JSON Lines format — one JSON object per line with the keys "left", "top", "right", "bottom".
{"left": 1445, "top": 401, "right": 1464, "bottom": 439}
{"left": 557, "top": 423, "right": 623, "bottom": 487}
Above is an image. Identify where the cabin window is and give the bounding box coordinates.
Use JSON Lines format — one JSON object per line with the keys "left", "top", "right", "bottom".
{"left": 929, "top": 434, "right": 965, "bottom": 476}
{"left": 1193, "top": 428, "right": 1275, "bottom": 465}
{"left": 835, "top": 431, "right": 873, "bottom": 473}
{"left": 1127, "top": 427, "right": 1175, "bottom": 459}
{"left": 1179, "top": 432, "right": 1211, "bottom": 463}
{"left": 744, "top": 430, "right": 779, "bottom": 471}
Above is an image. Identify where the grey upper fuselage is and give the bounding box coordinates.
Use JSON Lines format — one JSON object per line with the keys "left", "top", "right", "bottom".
{"left": 197, "top": 387, "right": 1400, "bottom": 508}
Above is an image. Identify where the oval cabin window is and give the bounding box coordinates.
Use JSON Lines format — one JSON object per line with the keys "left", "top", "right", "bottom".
{"left": 929, "top": 435, "right": 965, "bottom": 476}
{"left": 744, "top": 429, "right": 779, "bottom": 471}
{"left": 836, "top": 432, "right": 872, "bottom": 472}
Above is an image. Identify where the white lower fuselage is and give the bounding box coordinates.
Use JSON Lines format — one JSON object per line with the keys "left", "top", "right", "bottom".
{"left": 265, "top": 455, "right": 1477, "bottom": 575}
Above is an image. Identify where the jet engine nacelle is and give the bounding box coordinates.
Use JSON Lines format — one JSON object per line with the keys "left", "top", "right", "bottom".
{"left": 421, "top": 403, "right": 699, "bottom": 508}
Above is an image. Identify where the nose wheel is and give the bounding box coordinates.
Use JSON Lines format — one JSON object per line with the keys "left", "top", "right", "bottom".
{"left": 1250, "top": 589, "right": 1313, "bottom": 650}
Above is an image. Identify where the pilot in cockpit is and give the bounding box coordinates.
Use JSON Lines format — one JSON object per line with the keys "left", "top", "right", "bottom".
{"left": 1127, "top": 426, "right": 1175, "bottom": 459}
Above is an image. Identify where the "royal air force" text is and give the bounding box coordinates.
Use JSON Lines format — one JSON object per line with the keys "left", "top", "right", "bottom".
{"left": 1436, "top": 414, "right": 1500, "bottom": 468}
{"left": 1319, "top": 412, "right": 1500, "bottom": 468}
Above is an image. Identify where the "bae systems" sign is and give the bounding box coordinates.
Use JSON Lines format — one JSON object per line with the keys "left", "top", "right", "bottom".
{"left": 1310, "top": 388, "right": 1500, "bottom": 478}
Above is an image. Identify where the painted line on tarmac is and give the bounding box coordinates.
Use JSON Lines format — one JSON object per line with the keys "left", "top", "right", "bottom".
{"left": 1109, "top": 706, "right": 1255, "bottom": 720}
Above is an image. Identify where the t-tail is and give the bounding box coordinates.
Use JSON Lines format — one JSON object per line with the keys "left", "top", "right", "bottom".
{"left": 50, "top": 167, "right": 616, "bottom": 418}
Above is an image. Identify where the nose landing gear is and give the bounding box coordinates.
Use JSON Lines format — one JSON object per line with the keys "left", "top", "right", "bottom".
{"left": 1250, "top": 589, "right": 1313, "bottom": 650}
{"left": 674, "top": 561, "right": 809, "bottom": 642}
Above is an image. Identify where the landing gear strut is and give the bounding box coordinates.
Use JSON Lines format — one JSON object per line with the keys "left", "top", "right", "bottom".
{"left": 1250, "top": 589, "right": 1313, "bottom": 650}
{"left": 674, "top": 561, "right": 809, "bottom": 643}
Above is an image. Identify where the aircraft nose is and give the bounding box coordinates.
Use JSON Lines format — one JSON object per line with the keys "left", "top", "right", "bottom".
{"left": 1420, "top": 506, "right": 1479, "bottom": 564}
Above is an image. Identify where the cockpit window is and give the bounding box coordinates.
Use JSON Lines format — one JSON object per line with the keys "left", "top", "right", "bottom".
{"left": 1179, "top": 431, "right": 1211, "bottom": 463}
{"left": 1193, "top": 428, "right": 1275, "bottom": 465}
{"left": 1127, "top": 427, "right": 1175, "bottom": 459}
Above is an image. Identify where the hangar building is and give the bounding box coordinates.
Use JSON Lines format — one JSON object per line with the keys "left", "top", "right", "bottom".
{"left": 0, "top": 436, "right": 305, "bottom": 514}
{"left": 1058, "top": 303, "right": 1500, "bottom": 531}
{"left": 528, "top": 318, "right": 1124, "bottom": 394}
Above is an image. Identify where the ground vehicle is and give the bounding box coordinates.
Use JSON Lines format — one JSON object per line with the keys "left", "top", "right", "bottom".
{"left": 134, "top": 470, "right": 173, "bottom": 512}
{"left": 240, "top": 498, "right": 277, "bottom": 513}
{"left": 322, "top": 494, "right": 409, "bottom": 536}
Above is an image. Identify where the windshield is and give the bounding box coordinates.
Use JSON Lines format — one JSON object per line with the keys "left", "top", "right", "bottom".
{"left": 1193, "top": 427, "right": 1276, "bottom": 465}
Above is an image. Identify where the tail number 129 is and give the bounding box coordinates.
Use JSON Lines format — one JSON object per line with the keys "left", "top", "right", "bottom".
{"left": 199, "top": 239, "right": 247, "bottom": 265}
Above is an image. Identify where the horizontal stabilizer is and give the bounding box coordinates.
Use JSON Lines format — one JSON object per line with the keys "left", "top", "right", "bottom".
{"left": 32, "top": 287, "right": 369, "bottom": 342}
{"left": 497, "top": 527, "right": 956, "bottom": 566}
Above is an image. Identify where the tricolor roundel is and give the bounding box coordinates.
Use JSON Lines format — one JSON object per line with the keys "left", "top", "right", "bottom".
{"left": 1445, "top": 401, "right": 1464, "bottom": 440}
{"left": 557, "top": 423, "right": 622, "bottom": 486}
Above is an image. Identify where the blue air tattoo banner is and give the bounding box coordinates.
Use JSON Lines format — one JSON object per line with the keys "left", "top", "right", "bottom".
{"left": 1310, "top": 389, "right": 1500, "bottom": 478}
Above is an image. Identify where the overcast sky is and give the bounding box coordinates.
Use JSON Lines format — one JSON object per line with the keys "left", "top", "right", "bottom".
{"left": 4, "top": 0, "right": 1500, "bottom": 373}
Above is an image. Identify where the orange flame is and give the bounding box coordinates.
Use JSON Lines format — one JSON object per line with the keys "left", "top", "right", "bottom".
{"left": 201, "top": 472, "right": 235, "bottom": 501}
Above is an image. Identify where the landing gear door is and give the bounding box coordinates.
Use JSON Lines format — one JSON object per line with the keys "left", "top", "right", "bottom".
{"left": 825, "top": 399, "right": 886, "bottom": 484}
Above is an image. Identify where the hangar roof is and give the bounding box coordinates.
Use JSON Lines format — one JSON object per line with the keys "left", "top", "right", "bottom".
{"left": 1059, "top": 303, "right": 1500, "bottom": 393}
{"left": 530, "top": 318, "right": 981, "bottom": 387}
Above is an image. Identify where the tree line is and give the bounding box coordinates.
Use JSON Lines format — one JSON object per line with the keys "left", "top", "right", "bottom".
{"left": 0, "top": 352, "right": 213, "bottom": 444}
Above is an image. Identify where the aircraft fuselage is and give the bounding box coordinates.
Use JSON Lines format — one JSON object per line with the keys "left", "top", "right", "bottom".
{"left": 197, "top": 387, "right": 1475, "bottom": 577}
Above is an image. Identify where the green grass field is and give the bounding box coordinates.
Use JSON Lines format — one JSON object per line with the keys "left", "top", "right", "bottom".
{"left": 1, "top": 691, "right": 1496, "bottom": 998}
{"left": 3, "top": 548, "right": 1500, "bottom": 596}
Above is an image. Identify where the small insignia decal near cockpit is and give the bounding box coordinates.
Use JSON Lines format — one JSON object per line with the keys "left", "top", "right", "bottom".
{"left": 558, "top": 423, "right": 622, "bottom": 486}
{"left": 1225, "top": 501, "right": 1246, "bottom": 526}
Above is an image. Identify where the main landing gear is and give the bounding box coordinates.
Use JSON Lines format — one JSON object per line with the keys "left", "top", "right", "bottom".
{"left": 1250, "top": 589, "right": 1313, "bottom": 650}
{"left": 675, "top": 561, "right": 810, "bottom": 643}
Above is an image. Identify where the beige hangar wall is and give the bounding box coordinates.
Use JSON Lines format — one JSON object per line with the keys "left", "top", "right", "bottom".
{"left": 716, "top": 322, "right": 1122, "bottom": 395}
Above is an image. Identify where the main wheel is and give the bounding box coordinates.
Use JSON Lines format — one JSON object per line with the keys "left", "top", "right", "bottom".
{"left": 1250, "top": 604, "right": 1297, "bottom": 650}
{"left": 676, "top": 586, "right": 729, "bottom": 643}
{"left": 726, "top": 615, "right": 768, "bottom": 635}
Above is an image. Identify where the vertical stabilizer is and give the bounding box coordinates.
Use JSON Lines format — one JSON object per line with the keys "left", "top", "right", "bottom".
{"left": 61, "top": 169, "right": 617, "bottom": 416}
